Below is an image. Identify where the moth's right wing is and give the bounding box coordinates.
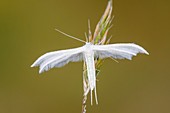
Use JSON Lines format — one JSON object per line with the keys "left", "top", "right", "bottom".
{"left": 92, "top": 43, "right": 149, "bottom": 60}
{"left": 31, "top": 47, "right": 84, "bottom": 73}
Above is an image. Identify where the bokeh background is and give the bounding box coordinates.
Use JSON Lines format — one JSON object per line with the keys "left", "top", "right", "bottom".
{"left": 0, "top": 0, "right": 170, "bottom": 113}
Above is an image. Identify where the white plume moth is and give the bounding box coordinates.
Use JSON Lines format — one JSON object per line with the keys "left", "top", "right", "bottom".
{"left": 31, "top": 0, "right": 149, "bottom": 106}
{"left": 31, "top": 28, "right": 149, "bottom": 105}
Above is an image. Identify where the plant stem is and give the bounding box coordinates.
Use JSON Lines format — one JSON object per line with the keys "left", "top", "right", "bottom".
{"left": 81, "top": 95, "right": 87, "bottom": 113}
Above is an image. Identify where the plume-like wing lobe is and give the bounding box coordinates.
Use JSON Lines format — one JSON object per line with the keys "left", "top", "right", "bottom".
{"left": 31, "top": 47, "right": 84, "bottom": 73}
{"left": 93, "top": 43, "right": 149, "bottom": 60}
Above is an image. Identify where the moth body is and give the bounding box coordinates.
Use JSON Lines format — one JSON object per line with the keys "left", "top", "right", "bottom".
{"left": 83, "top": 43, "right": 96, "bottom": 90}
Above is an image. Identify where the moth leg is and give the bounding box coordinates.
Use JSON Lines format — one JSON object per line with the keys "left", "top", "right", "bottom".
{"left": 94, "top": 86, "right": 98, "bottom": 104}
{"left": 109, "top": 57, "right": 119, "bottom": 63}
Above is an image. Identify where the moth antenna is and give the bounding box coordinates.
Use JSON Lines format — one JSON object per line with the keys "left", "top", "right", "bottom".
{"left": 55, "top": 28, "right": 86, "bottom": 43}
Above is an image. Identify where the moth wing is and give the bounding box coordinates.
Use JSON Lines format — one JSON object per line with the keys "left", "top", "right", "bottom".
{"left": 92, "top": 43, "right": 149, "bottom": 60}
{"left": 31, "top": 47, "right": 84, "bottom": 73}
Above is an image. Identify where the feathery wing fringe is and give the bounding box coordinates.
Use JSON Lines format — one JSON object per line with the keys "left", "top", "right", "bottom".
{"left": 93, "top": 43, "right": 149, "bottom": 60}
{"left": 31, "top": 47, "right": 84, "bottom": 73}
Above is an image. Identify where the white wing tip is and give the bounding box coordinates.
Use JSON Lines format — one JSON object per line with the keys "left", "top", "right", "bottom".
{"left": 140, "top": 47, "right": 149, "bottom": 55}
{"left": 31, "top": 60, "right": 39, "bottom": 67}
{"left": 39, "top": 71, "right": 43, "bottom": 74}
{"left": 145, "top": 51, "right": 149, "bottom": 55}
{"left": 31, "top": 60, "right": 40, "bottom": 67}
{"left": 31, "top": 62, "right": 40, "bottom": 68}
{"left": 39, "top": 68, "right": 44, "bottom": 74}
{"left": 144, "top": 50, "right": 149, "bottom": 55}
{"left": 31, "top": 64, "right": 35, "bottom": 67}
{"left": 132, "top": 43, "right": 149, "bottom": 55}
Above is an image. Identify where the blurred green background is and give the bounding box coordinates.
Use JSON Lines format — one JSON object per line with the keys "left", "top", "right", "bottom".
{"left": 0, "top": 0, "right": 170, "bottom": 113}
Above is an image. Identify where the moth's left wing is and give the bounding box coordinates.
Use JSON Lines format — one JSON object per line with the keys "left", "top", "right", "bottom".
{"left": 92, "top": 43, "right": 149, "bottom": 60}
{"left": 31, "top": 47, "right": 84, "bottom": 73}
